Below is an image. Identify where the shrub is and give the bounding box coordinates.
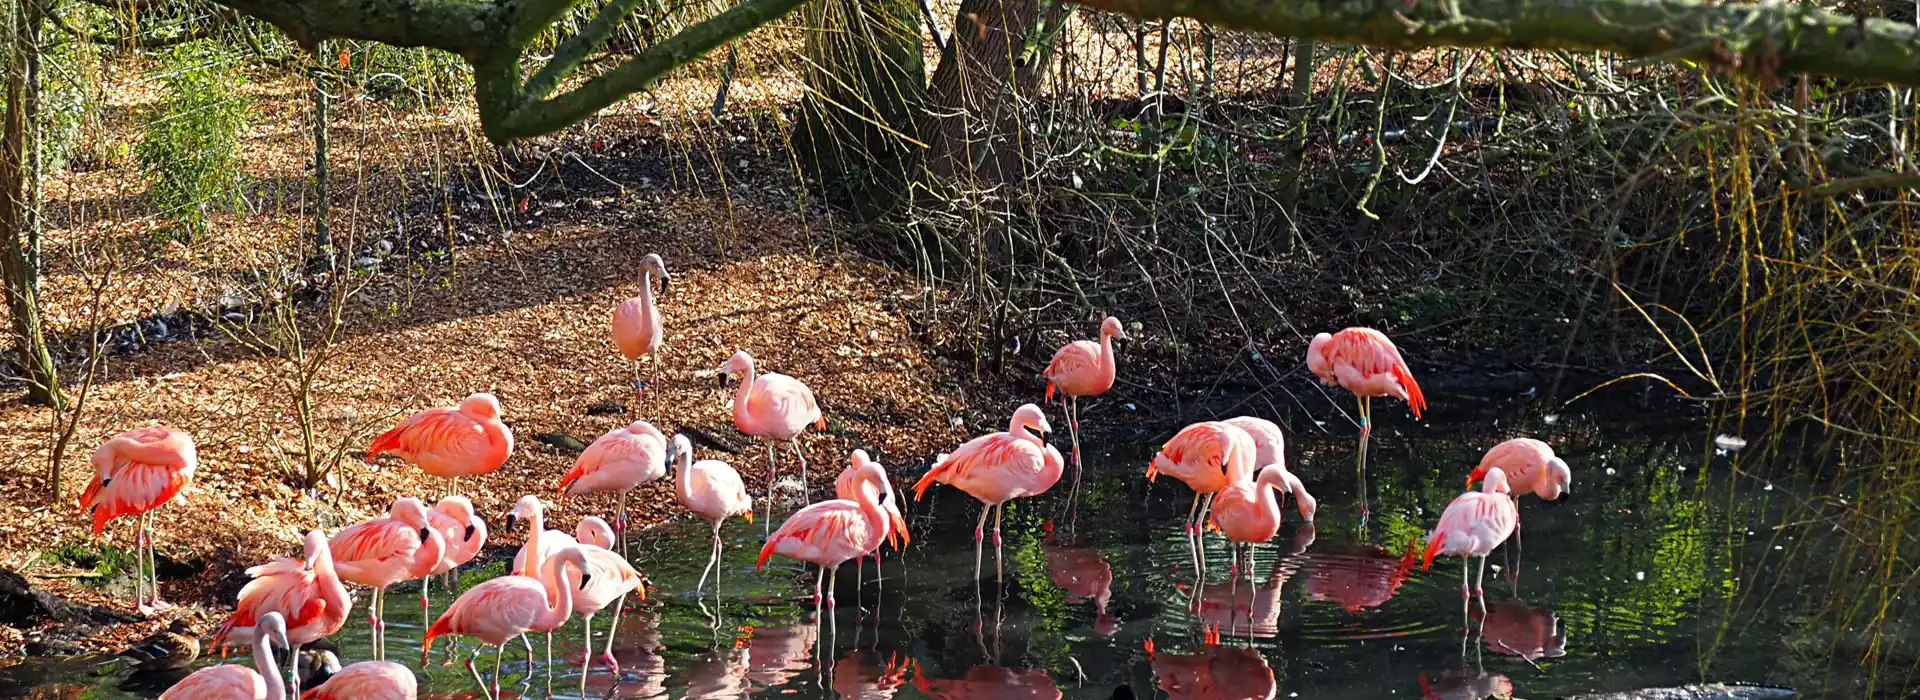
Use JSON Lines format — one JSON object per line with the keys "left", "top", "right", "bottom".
{"left": 137, "top": 46, "right": 250, "bottom": 240}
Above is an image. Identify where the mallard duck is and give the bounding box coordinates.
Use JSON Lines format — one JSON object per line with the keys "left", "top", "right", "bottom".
{"left": 114, "top": 620, "right": 200, "bottom": 673}
{"left": 299, "top": 647, "right": 344, "bottom": 690}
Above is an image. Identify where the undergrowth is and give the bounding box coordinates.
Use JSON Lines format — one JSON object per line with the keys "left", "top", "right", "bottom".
{"left": 136, "top": 45, "right": 250, "bottom": 241}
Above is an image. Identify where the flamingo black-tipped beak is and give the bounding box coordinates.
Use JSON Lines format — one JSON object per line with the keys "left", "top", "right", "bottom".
{"left": 660, "top": 275, "right": 672, "bottom": 296}
{"left": 579, "top": 572, "right": 593, "bottom": 589}
{"left": 419, "top": 528, "right": 432, "bottom": 543}
{"left": 464, "top": 524, "right": 477, "bottom": 542}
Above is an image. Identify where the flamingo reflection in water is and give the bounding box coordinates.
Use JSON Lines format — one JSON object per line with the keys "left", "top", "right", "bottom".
{"left": 1474, "top": 600, "right": 1567, "bottom": 663}
{"left": 1179, "top": 523, "right": 1315, "bottom": 639}
{"left": 912, "top": 664, "right": 1063, "bottom": 700}
{"left": 1418, "top": 669, "right": 1515, "bottom": 700}
{"left": 1042, "top": 520, "right": 1118, "bottom": 637}
{"left": 678, "top": 631, "right": 753, "bottom": 700}
{"left": 577, "top": 607, "right": 668, "bottom": 699}
{"left": 1301, "top": 540, "right": 1421, "bottom": 614}
{"left": 744, "top": 620, "right": 819, "bottom": 691}
{"left": 1146, "top": 629, "right": 1278, "bottom": 700}
{"left": 831, "top": 651, "right": 912, "bottom": 699}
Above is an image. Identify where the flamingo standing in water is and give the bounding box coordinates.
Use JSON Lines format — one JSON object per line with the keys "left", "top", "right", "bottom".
{"left": 298, "top": 659, "right": 417, "bottom": 699}
{"left": 161, "top": 611, "right": 289, "bottom": 700}
{"left": 913, "top": 404, "right": 1064, "bottom": 584}
{"left": 835, "top": 454, "right": 910, "bottom": 597}
{"left": 422, "top": 496, "right": 486, "bottom": 622}
{"left": 1043, "top": 316, "right": 1127, "bottom": 477}
{"left": 560, "top": 517, "right": 647, "bottom": 695}
{"left": 611, "top": 253, "right": 670, "bottom": 403}
{"left": 81, "top": 425, "right": 197, "bottom": 614}
{"left": 329, "top": 498, "right": 446, "bottom": 661}
{"left": 1422, "top": 467, "right": 1519, "bottom": 618}
{"left": 718, "top": 350, "right": 826, "bottom": 523}
{"left": 1208, "top": 464, "right": 1317, "bottom": 581}
{"left": 757, "top": 450, "right": 893, "bottom": 609}
{"left": 1147, "top": 421, "right": 1256, "bottom": 540}
{"left": 1306, "top": 327, "right": 1427, "bottom": 501}
{"left": 668, "top": 433, "right": 754, "bottom": 595}
{"left": 214, "top": 532, "right": 350, "bottom": 691}
{"left": 1468, "top": 437, "right": 1571, "bottom": 582}
{"left": 558, "top": 419, "right": 668, "bottom": 555}
{"left": 425, "top": 545, "right": 590, "bottom": 700}
{"left": 366, "top": 393, "right": 514, "bottom": 497}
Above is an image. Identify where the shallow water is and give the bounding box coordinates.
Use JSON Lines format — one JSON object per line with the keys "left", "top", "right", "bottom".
{"left": 2, "top": 402, "right": 1905, "bottom": 698}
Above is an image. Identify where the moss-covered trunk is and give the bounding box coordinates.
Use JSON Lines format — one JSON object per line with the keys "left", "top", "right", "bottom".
{"left": 0, "top": 0, "right": 61, "bottom": 408}
{"left": 792, "top": 0, "right": 927, "bottom": 220}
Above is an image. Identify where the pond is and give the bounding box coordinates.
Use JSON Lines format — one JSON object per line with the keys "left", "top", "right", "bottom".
{"left": 0, "top": 399, "right": 1904, "bottom": 698}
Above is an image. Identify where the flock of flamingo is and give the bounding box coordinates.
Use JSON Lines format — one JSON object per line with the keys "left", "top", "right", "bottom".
{"left": 73, "top": 252, "right": 1575, "bottom": 699}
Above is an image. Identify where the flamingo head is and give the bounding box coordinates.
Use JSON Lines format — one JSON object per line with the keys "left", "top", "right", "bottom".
{"left": 641, "top": 253, "right": 670, "bottom": 294}
{"left": 460, "top": 393, "right": 503, "bottom": 419}
{"left": 1305, "top": 332, "right": 1335, "bottom": 383}
{"left": 301, "top": 530, "right": 330, "bottom": 570}
{"left": 577, "top": 516, "right": 616, "bottom": 549}
{"left": 435, "top": 496, "right": 481, "bottom": 542}
{"left": 506, "top": 494, "right": 546, "bottom": 531}
{"left": 255, "top": 611, "right": 290, "bottom": 656}
{"left": 717, "top": 350, "right": 755, "bottom": 386}
{"left": 1542, "top": 456, "right": 1572, "bottom": 501}
{"left": 1100, "top": 316, "right": 1129, "bottom": 341}
{"left": 668, "top": 433, "right": 694, "bottom": 470}
{"left": 1010, "top": 403, "right": 1053, "bottom": 441}
{"left": 390, "top": 496, "right": 433, "bottom": 527}
{"left": 1480, "top": 467, "right": 1513, "bottom": 496}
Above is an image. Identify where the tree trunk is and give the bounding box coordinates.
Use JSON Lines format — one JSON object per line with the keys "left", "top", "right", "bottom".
{"left": 312, "top": 41, "right": 333, "bottom": 263}
{"left": 792, "top": 0, "right": 926, "bottom": 220}
{"left": 0, "top": 0, "right": 61, "bottom": 408}
{"left": 925, "top": 0, "right": 1049, "bottom": 185}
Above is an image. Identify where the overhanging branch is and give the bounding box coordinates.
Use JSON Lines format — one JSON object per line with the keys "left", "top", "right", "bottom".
{"left": 485, "top": 0, "right": 810, "bottom": 141}
{"left": 1077, "top": 0, "right": 1920, "bottom": 86}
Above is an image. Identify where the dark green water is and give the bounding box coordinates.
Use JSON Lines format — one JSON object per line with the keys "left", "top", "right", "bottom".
{"left": 2, "top": 401, "right": 1906, "bottom": 698}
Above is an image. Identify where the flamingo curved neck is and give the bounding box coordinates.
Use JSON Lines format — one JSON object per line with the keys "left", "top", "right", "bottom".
{"left": 639, "top": 269, "right": 656, "bottom": 308}
{"left": 855, "top": 477, "right": 887, "bottom": 549}
{"left": 1098, "top": 331, "right": 1117, "bottom": 375}
{"left": 673, "top": 453, "right": 695, "bottom": 508}
{"left": 536, "top": 553, "right": 581, "bottom": 630}
{"left": 731, "top": 362, "right": 757, "bottom": 423}
{"left": 518, "top": 510, "right": 546, "bottom": 575}
{"left": 253, "top": 632, "right": 284, "bottom": 700}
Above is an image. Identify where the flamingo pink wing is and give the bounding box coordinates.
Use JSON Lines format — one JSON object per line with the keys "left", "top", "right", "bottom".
{"left": 331, "top": 519, "right": 416, "bottom": 564}
{"left": 302, "top": 661, "right": 417, "bottom": 700}
{"left": 161, "top": 665, "right": 264, "bottom": 699}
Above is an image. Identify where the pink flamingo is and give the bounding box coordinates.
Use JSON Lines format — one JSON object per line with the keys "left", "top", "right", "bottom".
{"left": 1147, "top": 421, "right": 1256, "bottom": 538}
{"left": 718, "top": 350, "right": 826, "bottom": 523}
{"left": 422, "top": 496, "right": 486, "bottom": 621}
{"left": 1222, "top": 416, "right": 1285, "bottom": 473}
{"left": 298, "top": 660, "right": 416, "bottom": 699}
{"left": 913, "top": 404, "right": 1063, "bottom": 583}
{"left": 1307, "top": 327, "right": 1427, "bottom": 489}
{"left": 1043, "top": 316, "right": 1127, "bottom": 474}
{"left": 161, "top": 611, "right": 289, "bottom": 700}
{"left": 835, "top": 453, "right": 910, "bottom": 597}
{"left": 365, "top": 393, "right": 514, "bottom": 496}
{"left": 1422, "top": 467, "right": 1519, "bottom": 617}
{"left": 1208, "top": 464, "right": 1316, "bottom": 580}
{"left": 556, "top": 517, "right": 648, "bottom": 695}
{"left": 756, "top": 450, "right": 893, "bottom": 608}
{"left": 81, "top": 425, "right": 197, "bottom": 614}
{"left": 213, "top": 532, "right": 349, "bottom": 688}
{"left": 612, "top": 252, "right": 670, "bottom": 400}
{"left": 508, "top": 497, "right": 617, "bottom": 575}
{"left": 424, "top": 545, "right": 590, "bottom": 700}
{"left": 1467, "top": 438, "right": 1571, "bottom": 501}
{"left": 668, "top": 433, "right": 754, "bottom": 595}
{"left": 329, "top": 498, "right": 446, "bottom": 661}
{"left": 558, "top": 419, "right": 668, "bottom": 555}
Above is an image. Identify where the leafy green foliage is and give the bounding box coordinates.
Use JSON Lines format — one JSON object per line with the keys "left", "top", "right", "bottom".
{"left": 137, "top": 46, "right": 250, "bottom": 240}
{"left": 342, "top": 41, "right": 471, "bottom": 107}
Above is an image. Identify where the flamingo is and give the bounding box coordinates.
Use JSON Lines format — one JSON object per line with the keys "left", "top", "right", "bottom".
{"left": 1467, "top": 438, "right": 1571, "bottom": 502}
{"left": 329, "top": 498, "right": 446, "bottom": 661}
{"left": 912, "top": 404, "right": 1064, "bottom": 584}
{"left": 835, "top": 453, "right": 910, "bottom": 597}
{"left": 161, "top": 611, "right": 289, "bottom": 700}
{"left": 1180, "top": 528, "right": 1314, "bottom": 640}
{"left": 554, "top": 517, "right": 647, "bottom": 695}
{"left": 718, "top": 350, "right": 826, "bottom": 523}
{"left": 558, "top": 419, "right": 668, "bottom": 555}
{"left": 297, "top": 660, "right": 416, "bottom": 699}
{"left": 1043, "top": 316, "right": 1127, "bottom": 476}
{"left": 1222, "top": 416, "right": 1286, "bottom": 475}
{"left": 611, "top": 252, "right": 670, "bottom": 401}
{"left": 81, "top": 425, "right": 197, "bottom": 614}
{"left": 1422, "top": 467, "right": 1519, "bottom": 618}
{"left": 1306, "top": 327, "right": 1427, "bottom": 496}
{"left": 1147, "top": 421, "right": 1256, "bottom": 538}
{"left": 365, "top": 393, "right": 514, "bottom": 497}
{"left": 509, "top": 497, "right": 610, "bottom": 576}
{"left": 668, "top": 433, "right": 754, "bottom": 595}
{"left": 214, "top": 531, "right": 350, "bottom": 692}
{"left": 424, "top": 545, "right": 590, "bottom": 700}
{"left": 422, "top": 496, "right": 486, "bottom": 622}
{"left": 756, "top": 449, "right": 893, "bottom": 609}
{"left": 1208, "top": 464, "right": 1317, "bottom": 581}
